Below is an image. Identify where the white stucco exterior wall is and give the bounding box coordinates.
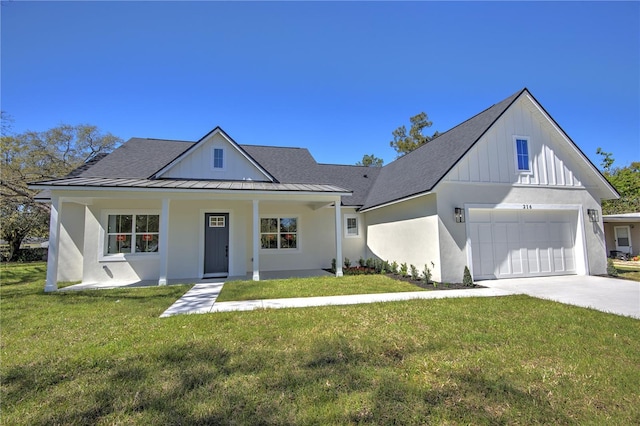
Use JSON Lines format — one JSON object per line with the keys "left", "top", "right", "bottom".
{"left": 364, "top": 194, "right": 441, "bottom": 280}
{"left": 435, "top": 182, "right": 606, "bottom": 282}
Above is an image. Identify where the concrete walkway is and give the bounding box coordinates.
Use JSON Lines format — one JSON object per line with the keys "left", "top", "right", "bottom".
{"left": 160, "top": 275, "right": 640, "bottom": 318}
{"left": 160, "top": 285, "right": 513, "bottom": 317}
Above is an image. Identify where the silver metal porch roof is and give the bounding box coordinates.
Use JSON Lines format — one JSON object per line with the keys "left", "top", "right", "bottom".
{"left": 30, "top": 177, "right": 351, "bottom": 194}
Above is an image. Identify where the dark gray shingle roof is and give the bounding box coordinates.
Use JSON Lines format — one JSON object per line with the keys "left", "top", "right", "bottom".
{"left": 240, "top": 145, "right": 380, "bottom": 206}
{"left": 360, "top": 89, "right": 524, "bottom": 210}
{"left": 80, "top": 138, "right": 194, "bottom": 178}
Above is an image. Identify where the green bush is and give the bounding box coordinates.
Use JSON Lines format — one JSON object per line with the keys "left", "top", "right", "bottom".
{"left": 7, "top": 248, "right": 48, "bottom": 262}
{"left": 410, "top": 264, "right": 419, "bottom": 281}
{"left": 358, "top": 257, "right": 366, "bottom": 267}
{"left": 422, "top": 264, "right": 432, "bottom": 284}
{"left": 344, "top": 257, "right": 351, "bottom": 269}
{"left": 607, "top": 258, "right": 618, "bottom": 277}
{"left": 331, "top": 258, "right": 336, "bottom": 274}
{"left": 463, "top": 266, "right": 474, "bottom": 287}
{"left": 390, "top": 261, "right": 399, "bottom": 275}
{"left": 399, "top": 263, "right": 408, "bottom": 277}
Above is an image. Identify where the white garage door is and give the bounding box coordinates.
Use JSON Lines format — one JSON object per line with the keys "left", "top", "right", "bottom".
{"left": 469, "top": 209, "right": 577, "bottom": 279}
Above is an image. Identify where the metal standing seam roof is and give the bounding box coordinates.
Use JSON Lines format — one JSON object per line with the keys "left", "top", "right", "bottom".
{"left": 30, "top": 177, "right": 350, "bottom": 194}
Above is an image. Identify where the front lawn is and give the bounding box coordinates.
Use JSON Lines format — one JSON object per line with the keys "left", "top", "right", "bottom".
{"left": 613, "top": 260, "right": 640, "bottom": 282}
{"left": 2, "top": 262, "right": 639, "bottom": 425}
{"left": 216, "top": 274, "right": 424, "bottom": 302}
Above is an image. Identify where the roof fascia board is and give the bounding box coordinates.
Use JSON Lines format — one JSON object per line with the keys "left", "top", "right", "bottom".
{"left": 523, "top": 92, "right": 619, "bottom": 199}
{"left": 359, "top": 190, "right": 433, "bottom": 213}
{"left": 152, "top": 127, "right": 276, "bottom": 182}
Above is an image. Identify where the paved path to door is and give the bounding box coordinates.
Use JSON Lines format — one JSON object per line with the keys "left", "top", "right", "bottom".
{"left": 160, "top": 275, "right": 639, "bottom": 319}
{"left": 160, "top": 286, "right": 512, "bottom": 317}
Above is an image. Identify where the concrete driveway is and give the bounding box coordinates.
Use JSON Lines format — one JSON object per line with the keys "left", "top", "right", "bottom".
{"left": 480, "top": 275, "right": 640, "bottom": 319}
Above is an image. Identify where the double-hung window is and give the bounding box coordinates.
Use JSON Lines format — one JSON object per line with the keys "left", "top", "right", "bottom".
{"left": 260, "top": 217, "right": 298, "bottom": 250}
{"left": 212, "top": 148, "right": 224, "bottom": 170}
{"left": 514, "top": 137, "right": 531, "bottom": 172}
{"left": 344, "top": 214, "right": 360, "bottom": 238}
{"left": 106, "top": 214, "right": 159, "bottom": 255}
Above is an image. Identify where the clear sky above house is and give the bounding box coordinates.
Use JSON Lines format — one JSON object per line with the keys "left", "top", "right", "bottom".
{"left": 2, "top": 1, "right": 638, "bottom": 169}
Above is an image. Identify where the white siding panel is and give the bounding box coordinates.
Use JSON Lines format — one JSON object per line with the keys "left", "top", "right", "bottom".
{"left": 443, "top": 96, "right": 587, "bottom": 190}
{"left": 163, "top": 133, "right": 267, "bottom": 181}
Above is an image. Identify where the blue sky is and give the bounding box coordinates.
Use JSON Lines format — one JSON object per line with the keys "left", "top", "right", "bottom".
{"left": 2, "top": 1, "right": 639, "bottom": 169}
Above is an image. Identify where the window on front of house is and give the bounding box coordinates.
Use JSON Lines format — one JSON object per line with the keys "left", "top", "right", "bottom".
{"left": 212, "top": 148, "right": 224, "bottom": 169}
{"left": 515, "top": 138, "right": 530, "bottom": 172}
{"left": 107, "top": 214, "right": 159, "bottom": 254}
{"left": 260, "top": 217, "right": 298, "bottom": 250}
{"left": 345, "top": 215, "right": 359, "bottom": 238}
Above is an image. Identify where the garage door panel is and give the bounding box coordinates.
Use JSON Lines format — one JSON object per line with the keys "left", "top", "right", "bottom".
{"left": 469, "top": 209, "right": 577, "bottom": 279}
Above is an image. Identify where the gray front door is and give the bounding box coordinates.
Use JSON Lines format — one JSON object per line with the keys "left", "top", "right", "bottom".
{"left": 204, "top": 213, "right": 229, "bottom": 277}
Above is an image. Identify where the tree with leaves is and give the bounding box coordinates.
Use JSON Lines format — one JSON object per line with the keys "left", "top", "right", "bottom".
{"left": 596, "top": 147, "right": 640, "bottom": 215}
{"left": 389, "top": 111, "right": 440, "bottom": 157}
{"left": 1, "top": 113, "right": 121, "bottom": 260}
{"left": 356, "top": 154, "right": 384, "bottom": 167}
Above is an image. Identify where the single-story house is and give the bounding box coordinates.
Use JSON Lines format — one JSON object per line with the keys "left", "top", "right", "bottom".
{"left": 603, "top": 213, "right": 640, "bottom": 258}
{"left": 31, "top": 88, "right": 619, "bottom": 291}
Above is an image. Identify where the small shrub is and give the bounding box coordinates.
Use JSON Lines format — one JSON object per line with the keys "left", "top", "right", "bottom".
{"left": 374, "top": 259, "right": 383, "bottom": 274}
{"left": 366, "top": 258, "right": 374, "bottom": 269}
{"left": 607, "top": 258, "right": 618, "bottom": 277}
{"left": 344, "top": 257, "right": 351, "bottom": 269}
{"left": 410, "top": 264, "right": 419, "bottom": 281}
{"left": 331, "top": 258, "right": 336, "bottom": 274}
{"left": 358, "top": 257, "right": 366, "bottom": 267}
{"left": 463, "top": 266, "right": 474, "bottom": 287}
{"left": 390, "top": 261, "right": 399, "bottom": 275}
{"left": 382, "top": 260, "right": 390, "bottom": 274}
{"left": 422, "top": 264, "right": 432, "bottom": 284}
{"left": 400, "top": 263, "right": 408, "bottom": 277}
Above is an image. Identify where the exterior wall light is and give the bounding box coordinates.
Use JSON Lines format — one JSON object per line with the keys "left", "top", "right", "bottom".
{"left": 587, "top": 209, "right": 599, "bottom": 222}
{"left": 454, "top": 207, "right": 465, "bottom": 223}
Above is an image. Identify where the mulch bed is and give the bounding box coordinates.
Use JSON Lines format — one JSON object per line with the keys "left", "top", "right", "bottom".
{"left": 330, "top": 267, "right": 484, "bottom": 291}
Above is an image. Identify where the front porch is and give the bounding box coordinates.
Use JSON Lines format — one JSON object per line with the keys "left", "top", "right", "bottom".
{"left": 42, "top": 186, "right": 358, "bottom": 292}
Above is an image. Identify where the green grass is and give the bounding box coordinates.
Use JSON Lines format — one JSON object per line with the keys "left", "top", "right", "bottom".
{"left": 2, "top": 262, "right": 640, "bottom": 425}
{"left": 613, "top": 260, "right": 640, "bottom": 282}
{"left": 217, "top": 274, "right": 424, "bottom": 302}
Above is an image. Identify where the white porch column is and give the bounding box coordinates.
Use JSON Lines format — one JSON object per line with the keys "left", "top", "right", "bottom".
{"left": 158, "top": 198, "right": 170, "bottom": 286}
{"left": 252, "top": 199, "right": 260, "bottom": 281}
{"left": 44, "top": 195, "right": 61, "bottom": 292}
{"left": 334, "top": 199, "right": 343, "bottom": 277}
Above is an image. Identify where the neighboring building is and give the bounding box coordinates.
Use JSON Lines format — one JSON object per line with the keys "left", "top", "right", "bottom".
{"left": 31, "top": 88, "right": 619, "bottom": 291}
{"left": 603, "top": 213, "right": 640, "bottom": 259}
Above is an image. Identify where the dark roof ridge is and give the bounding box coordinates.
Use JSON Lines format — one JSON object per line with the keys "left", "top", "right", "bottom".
{"left": 240, "top": 143, "right": 311, "bottom": 150}
{"left": 359, "top": 88, "right": 527, "bottom": 211}
{"left": 386, "top": 88, "right": 527, "bottom": 166}
{"left": 142, "top": 137, "right": 195, "bottom": 143}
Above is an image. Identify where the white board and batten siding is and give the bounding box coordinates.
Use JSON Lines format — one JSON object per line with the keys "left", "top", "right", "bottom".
{"left": 469, "top": 209, "right": 577, "bottom": 279}
{"left": 444, "top": 96, "right": 585, "bottom": 188}
{"left": 161, "top": 133, "right": 267, "bottom": 181}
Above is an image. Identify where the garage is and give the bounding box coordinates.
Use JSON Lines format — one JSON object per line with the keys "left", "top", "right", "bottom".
{"left": 468, "top": 209, "right": 577, "bottom": 279}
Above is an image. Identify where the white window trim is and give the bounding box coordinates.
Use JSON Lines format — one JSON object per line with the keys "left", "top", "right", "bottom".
{"left": 99, "top": 209, "right": 161, "bottom": 262}
{"left": 211, "top": 146, "right": 226, "bottom": 171}
{"left": 513, "top": 135, "right": 533, "bottom": 175}
{"left": 259, "top": 215, "right": 301, "bottom": 252}
{"left": 344, "top": 214, "right": 361, "bottom": 238}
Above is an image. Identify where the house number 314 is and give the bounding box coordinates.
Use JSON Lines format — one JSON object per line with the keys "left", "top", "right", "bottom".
{"left": 523, "top": 204, "right": 532, "bottom": 209}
